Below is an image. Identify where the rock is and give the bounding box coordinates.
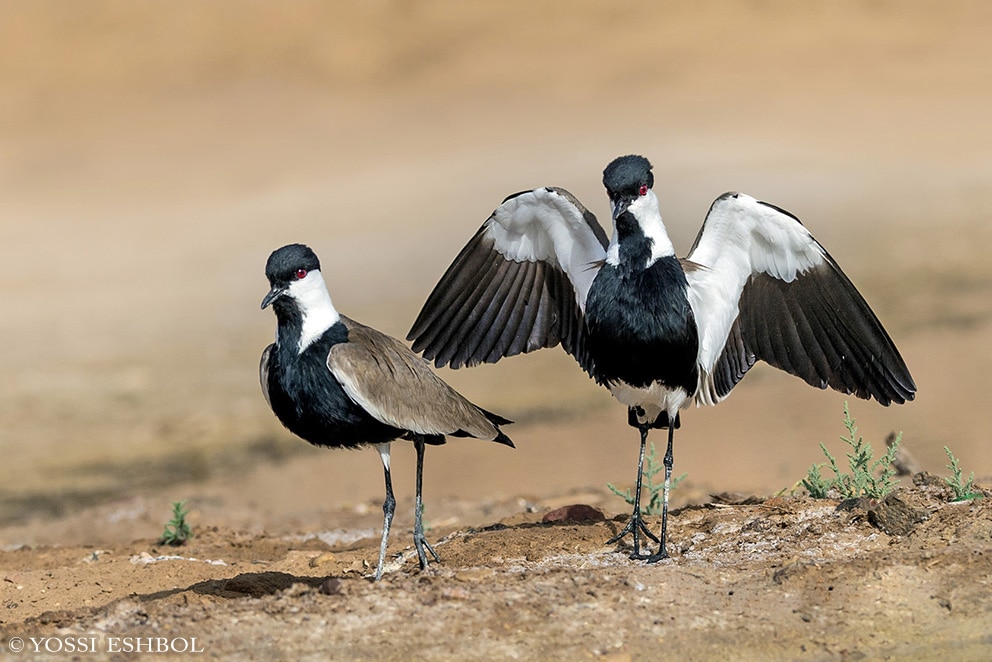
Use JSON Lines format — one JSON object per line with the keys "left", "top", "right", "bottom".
{"left": 837, "top": 492, "right": 929, "bottom": 536}
{"left": 541, "top": 504, "right": 606, "bottom": 524}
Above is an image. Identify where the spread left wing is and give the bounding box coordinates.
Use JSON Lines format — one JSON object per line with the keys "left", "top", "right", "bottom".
{"left": 408, "top": 186, "right": 608, "bottom": 372}
{"left": 685, "top": 192, "right": 916, "bottom": 407}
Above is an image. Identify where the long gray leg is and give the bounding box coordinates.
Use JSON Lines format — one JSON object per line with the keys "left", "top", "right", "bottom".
{"left": 646, "top": 425, "right": 675, "bottom": 563}
{"left": 413, "top": 439, "right": 441, "bottom": 570}
{"left": 606, "top": 425, "right": 660, "bottom": 558}
{"left": 374, "top": 443, "right": 395, "bottom": 581}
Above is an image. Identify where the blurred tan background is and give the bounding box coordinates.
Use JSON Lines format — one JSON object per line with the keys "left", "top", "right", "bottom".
{"left": 2, "top": 1, "right": 990, "bottom": 541}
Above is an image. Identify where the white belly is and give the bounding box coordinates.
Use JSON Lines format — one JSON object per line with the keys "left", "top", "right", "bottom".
{"left": 608, "top": 381, "right": 690, "bottom": 426}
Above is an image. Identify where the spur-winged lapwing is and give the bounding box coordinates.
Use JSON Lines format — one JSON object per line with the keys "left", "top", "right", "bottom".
{"left": 408, "top": 155, "right": 915, "bottom": 562}
{"left": 260, "top": 243, "right": 513, "bottom": 580}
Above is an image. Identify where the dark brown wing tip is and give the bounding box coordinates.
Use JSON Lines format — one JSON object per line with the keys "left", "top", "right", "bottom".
{"left": 493, "top": 430, "right": 515, "bottom": 448}
{"left": 484, "top": 409, "right": 514, "bottom": 447}
{"left": 871, "top": 381, "right": 917, "bottom": 407}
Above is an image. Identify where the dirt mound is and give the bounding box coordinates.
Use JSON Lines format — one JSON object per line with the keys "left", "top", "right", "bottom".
{"left": 3, "top": 482, "right": 990, "bottom": 660}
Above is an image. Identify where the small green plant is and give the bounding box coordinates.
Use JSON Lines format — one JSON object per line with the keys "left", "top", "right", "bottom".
{"left": 159, "top": 500, "right": 193, "bottom": 546}
{"left": 943, "top": 446, "right": 983, "bottom": 502}
{"left": 608, "top": 442, "right": 686, "bottom": 515}
{"left": 802, "top": 403, "right": 902, "bottom": 500}
{"left": 802, "top": 463, "right": 833, "bottom": 499}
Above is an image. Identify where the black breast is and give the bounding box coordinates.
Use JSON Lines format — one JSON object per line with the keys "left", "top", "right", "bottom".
{"left": 585, "top": 254, "right": 699, "bottom": 393}
{"left": 265, "top": 323, "right": 403, "bottom": 449}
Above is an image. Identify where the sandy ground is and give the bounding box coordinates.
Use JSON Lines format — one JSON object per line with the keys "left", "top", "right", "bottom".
{"left": 1, "top": 1, "right": 991, "bottom": 659}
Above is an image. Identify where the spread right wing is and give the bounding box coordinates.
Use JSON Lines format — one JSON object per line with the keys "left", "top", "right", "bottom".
{"left": 686, "top": 192, "right": 916, "bottom": 407}
{"left": 408, "top": 186, "right": 609, "bottom": 372}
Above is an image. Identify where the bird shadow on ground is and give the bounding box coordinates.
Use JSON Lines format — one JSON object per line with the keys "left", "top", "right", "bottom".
{"left": 186, "top": 571, "right": 327, "bottom": 600}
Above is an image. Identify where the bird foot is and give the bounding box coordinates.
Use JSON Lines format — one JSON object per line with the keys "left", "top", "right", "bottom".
{"left": 414, "top": 535, "right": 442, "bottom": 571}
{"left": 606, "top": 512, "right": 660, "bottom": 558}
{"left": 644, "top": 547, "right": 670, "bottom": 564}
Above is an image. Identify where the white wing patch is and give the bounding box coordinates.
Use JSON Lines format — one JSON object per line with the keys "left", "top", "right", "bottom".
{"left": 486, "top": 187, "right": 607, "bottom": 311}
{"left": 686, "top": 193, "right": 826, "bottom": 402}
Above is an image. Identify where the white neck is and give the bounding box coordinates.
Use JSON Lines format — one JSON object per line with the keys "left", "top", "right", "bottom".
{"left": 632, "top": 190, "right": 676, "bottom": 262}
{"left": 287, "top": 269, "right": 341, "bottom": 353}
{"left": 605, "top": 190, "right": 676, "bottom": 267}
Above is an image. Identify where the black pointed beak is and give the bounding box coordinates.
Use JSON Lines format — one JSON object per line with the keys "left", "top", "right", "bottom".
{"left": 610, "top": 196, "right": 631, "bottom": 221}
{"left": 261, "top": 285, "right": 286, "bottom": 310}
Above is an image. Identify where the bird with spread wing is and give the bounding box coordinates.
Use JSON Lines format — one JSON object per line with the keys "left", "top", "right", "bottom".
{"left": 408, "top": 155, "right": 915, "bottom": 561}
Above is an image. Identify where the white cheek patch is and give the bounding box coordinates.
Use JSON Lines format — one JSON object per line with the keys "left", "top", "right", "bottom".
{"left": 288, "top": 269, "right": 341, "bottom": 353}
{"left": 607, "top": 191, "right": 676, "bottom": 268}
{"left": 629, "top": 191, "right": 676, "bottom": 264}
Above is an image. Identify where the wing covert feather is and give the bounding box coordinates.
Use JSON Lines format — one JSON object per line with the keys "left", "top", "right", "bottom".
{"left": 329, "top": 317, "right": 509, "bottom": 440}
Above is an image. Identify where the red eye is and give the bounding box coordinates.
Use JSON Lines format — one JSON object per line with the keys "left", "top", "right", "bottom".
{"left": 295, "top": 269, "right": 308, "bottom": 279}
{"left": 639, "top": 185, "right": 649, "bottom": 196}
